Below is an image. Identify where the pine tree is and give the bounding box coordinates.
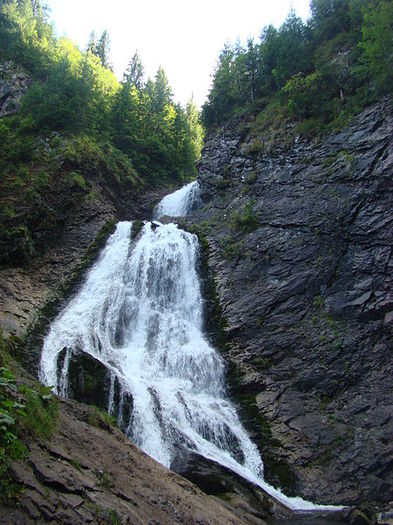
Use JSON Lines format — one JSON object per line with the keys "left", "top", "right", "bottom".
{"left": 86, "top": 30, "right": 97, "bottom": 54}
{"left": 124, "top": 50, "right": 144, "bottom": 89}
{"left": 186, "top": 96, "right": 204, "bottom": 160}
{"left": 95, "top": 29, "right": 112, "bottom": 70}
{"left": 153, "top": 66, "right": 173, "bottom": 112}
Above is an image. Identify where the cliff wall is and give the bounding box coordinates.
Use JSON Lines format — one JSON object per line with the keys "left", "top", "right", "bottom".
{"left": 193, "top": 98, "right": 393, "bottom": 506}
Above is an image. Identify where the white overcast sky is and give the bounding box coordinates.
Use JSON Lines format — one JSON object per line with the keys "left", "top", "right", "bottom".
{"left": 45, "top": 0, "right": 311, "bottom": 107}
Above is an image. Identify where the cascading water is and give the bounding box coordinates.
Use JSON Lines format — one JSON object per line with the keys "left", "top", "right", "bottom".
{"left": 40, "top": 182, "right": 343, "bottom": 512}
{"left": 154, "top": 180, "right": 202, "bottom": 218}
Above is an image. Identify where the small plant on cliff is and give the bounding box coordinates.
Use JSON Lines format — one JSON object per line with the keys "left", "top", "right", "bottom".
{"left": 0, "top": 366, "right": 27, "bottom": 502}
{"left": 231, "top": 201, "right": 259, "bottom": 233}
{"left": 0, "top": 331, "right": 59, "bottom": 502}
{"left": 223, "top": 239, "right": 244, "bottom": 259}
{"left": 18, "top": 384, "right": 58, "bottom": 440}
{"left": 313, "top": 295, "right": 324, "bottom": 309}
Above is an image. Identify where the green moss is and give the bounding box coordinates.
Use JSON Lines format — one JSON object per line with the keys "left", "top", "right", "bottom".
{"left": 231, "top": 201, "right": 259, "bottom": 233}
{"left": 311, "top": 448, "right": 333, "bottom": 467}
{"left": 78, "top": 220, "right": 117, "bottom": 273}
{"left": 64, "top": 171, "right": 87, "bottom": 191}
{"left": 70, "top": 459, "right": 83, "bottom": 472}
{"left": 245, "top": 171, "right": 257, "bottom": 184}
{"left": 245, "top": 139, "right": 264, "bottom": 156}
{"left": 243, "top": 396, "right": 296, "bottom": 492}
{"left": 224, "top": 380, "right": 296, "bottom": 494}
{"left": 87, "top": 406, "right": 118, "bottom": 430}
{"left": 216, "top": 177, "right": 230, "bottom": 191}
{"left": 179, "top": 222, "right": 228, "bottom": 351}
{"left": 222, "top": 239, "right": 244, "bottom": 259}
{"left": 109, "top": 510, "right": 121, "bottom": 525}
{"left": 313, "top": 295, "right": 324, "bottom": 309}
{"left": 97, "top": 469, "right": 114, "bottom": 489}
{"left": 251, "top": 356, "right": 273, "bottom": 370}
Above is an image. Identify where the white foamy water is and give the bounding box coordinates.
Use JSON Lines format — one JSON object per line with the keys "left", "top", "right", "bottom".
{"left": 40, "top": 183, "right": 343, "bottom": 513}
{"left": 154, "top": 180, "right": 201, "bottom": 218}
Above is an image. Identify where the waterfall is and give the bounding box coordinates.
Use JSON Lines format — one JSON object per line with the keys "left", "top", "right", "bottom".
{"left": 154, "top": 180, "right": 202, "bottom": 218}
{"left": 40, "top": 182, "right": 342, "bottom": 512}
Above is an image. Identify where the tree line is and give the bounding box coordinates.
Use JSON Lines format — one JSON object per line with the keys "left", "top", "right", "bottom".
{"left": 0, "top": 0, "right": 204, "bottom": 183}
{"left": 202, "top": 0, "right": 393, "bottom": 132}
{"left": 0, "top": 0, "right": 203, "bottom": 265}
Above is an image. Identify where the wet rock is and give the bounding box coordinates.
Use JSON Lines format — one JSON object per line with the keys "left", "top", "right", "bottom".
{"left": 171, "top": 448, "right": 285, "bottom": 521}
{"left": 349, "top": 510, "right": 373, "bottom": 525}
{"left": 59, "top": 349, "right": 111, "bottom": 410}
{"left": 0, "top": 395, "right": 261, "bottom": 525}
{"left": 57, "top": 349, "right": 134, "bottom": 429}
{"left": 191, "top": 97, "right": 393, "bottom": 507}
{"left": 156, "top": 215, "right": 175, "bottom": 224}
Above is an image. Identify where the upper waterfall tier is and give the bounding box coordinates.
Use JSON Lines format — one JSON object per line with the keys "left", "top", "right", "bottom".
{"left": 154, "top": 180, "right": 201, "bottom": 218}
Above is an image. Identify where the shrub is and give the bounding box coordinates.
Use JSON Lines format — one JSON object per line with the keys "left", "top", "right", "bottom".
{"left": 232, "top": 201, "right": 259, "bottom": 233}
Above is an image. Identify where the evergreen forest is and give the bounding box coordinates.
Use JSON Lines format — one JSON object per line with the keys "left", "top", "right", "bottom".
{"left": 0, "top": 0, "right": 203, "bottom": 265}
{"left": 202, "top": 0, "right": 393, "bottom": 135}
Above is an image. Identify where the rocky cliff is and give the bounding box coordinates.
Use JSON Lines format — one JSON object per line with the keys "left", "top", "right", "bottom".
{"left": 191, "top": 98, "right": 393, "bottom": 508}
{"left": 1, "top": 61, "right": 254, "bottom": 525}
{"left": 0, "top": 61, "right": 29, "bottom": 118}
{"left": 0, "top": 363, "right": 266, "bottom": 525}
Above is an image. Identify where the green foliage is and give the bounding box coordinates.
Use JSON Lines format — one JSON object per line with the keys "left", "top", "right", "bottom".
{"left": 0, "top": 0, "right": 204, "bottom": 267}
{"left": 231, "top": 201, "right": 259, "bottom": 233}
{"left": 203, "top": 0, "right": 391, "bottom": 135}
{"left": 64, "top": 171, "right": 86, "bottom": 190}
{"left": 283, "top": 71, "right": 327, "bottom": 120}
{"left": 94, "top": 30, "right": 112, "bottom": 70}
{"left": 246, "top": 140, "right": 264, "bottom": 156}
{"left": 310, "top": 0, "right": 354, "bottom": 42}
{"left": 18, "top": 384, "right": 58, "bottom": 440}
{"left": 0, "top": 127, "right": 138, "bottom": 266}
{"left": 87, "top": 406, "right": 118, "bottom": 430}
{"left": 0, "top": 330, "right": 58, "bottom": 503}
{"left": 245, "top": 171, "right": 257, "bottom": 184}
{"left": 313, "top": 294, "right": 325, "bottom": 308}
{"left": 359, "top": 1, "right": 393, "bottom": 95}
{"left": 223, "top": 239, "right": 244, "bottom": 259}
{"left": 109, "top": 510, "right": 121, "bottom": 525}
{"left": 251, "top": 356, "right": 273, "bottom": 370}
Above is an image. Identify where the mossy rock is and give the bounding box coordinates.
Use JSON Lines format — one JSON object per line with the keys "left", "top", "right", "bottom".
{"left": 57, "top": 348, "right": 133, "bottom": 429}
{"left": 58, "top": 349, "right": 111, "bottom": 411}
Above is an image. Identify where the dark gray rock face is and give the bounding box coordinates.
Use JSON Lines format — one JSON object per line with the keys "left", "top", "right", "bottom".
{"left": 56, "top": 349, "right": 134, "bottom": 433}
{"left": 191, "top": 99, "right": 393, "bottom": 507}
{"left": 172, "top": 449, "right": 295, "bottom": 523}
{"left": 0, "top": 61, "right": 30, "bottom": 117}
{"left": 171, "top": 450, "right": 351, "bottom": 524}
{"left": 58, "top": 349, "right": 112, "bottom": 410}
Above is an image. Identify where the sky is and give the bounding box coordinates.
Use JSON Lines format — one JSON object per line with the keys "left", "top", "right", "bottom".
{"left": 45, "top": 0, "right": 311, "bottom": 107}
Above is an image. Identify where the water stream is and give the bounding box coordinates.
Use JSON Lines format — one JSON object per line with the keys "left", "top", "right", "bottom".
{"left": 40, "top": 181, "right": 343, "bottom": 513}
